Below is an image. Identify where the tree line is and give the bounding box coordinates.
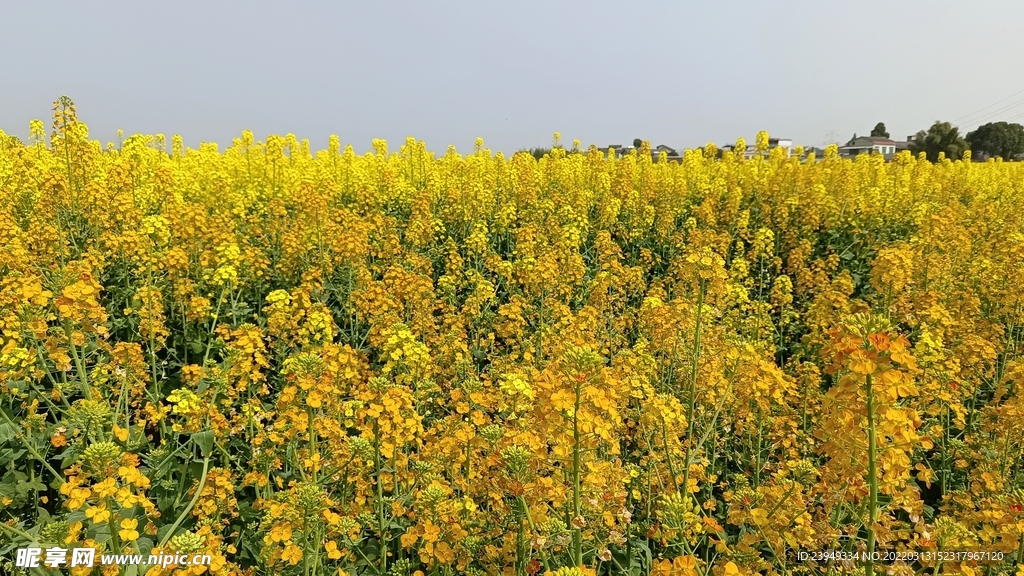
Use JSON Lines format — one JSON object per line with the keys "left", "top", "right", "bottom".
{"left": 863, "top": 120, "right": 1024, "bottom": 162}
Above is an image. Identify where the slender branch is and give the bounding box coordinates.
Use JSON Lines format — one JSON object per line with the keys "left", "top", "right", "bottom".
{"left": 158, "top": 456, "right": 210, "bottom": 549}
{"left": 0, "top": 409, "right": 64, "bottom": 485}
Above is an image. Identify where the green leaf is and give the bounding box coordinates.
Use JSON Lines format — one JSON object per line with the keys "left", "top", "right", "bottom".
{"left": 156, "top": 523, "right": 175, "bottom": 544}
{"left": 0, "top": 422, "right": 15, "bottom": 443}
{"left": 17, "top": 479, "right": 47, "bottom": 496}
{"left": 157, "top": 494, "right": 175, "bottom": 513}
{"left": 192, "top": 430, "right": 214, "bottom": 458}
{"left": 136, "top": 537, "right": 155, "bottom": 556}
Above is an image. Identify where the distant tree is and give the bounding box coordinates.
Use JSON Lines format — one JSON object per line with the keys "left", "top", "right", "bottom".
{"left": 524, "top": 145, "right": 581, "bottom": 160}
{"left": 870, "top": 122, "right": 889, "bottom": 138}
{"left": 909, "top": 121, "right": 969, "bottom": 162}
{"left": 527, "top": 147, "right": 551, "bottom": 160}
{"left": 965, "top": 121, "right": 1024, "bottom": 160}
{"left": 633, "top": 138, "right": 643, "bottom": 149}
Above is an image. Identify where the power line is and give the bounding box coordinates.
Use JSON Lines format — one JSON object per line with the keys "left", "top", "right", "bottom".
{"left": 1005, "top": 108, "right": 1024, "bottom": 123}
{"left": 953, "top": 85, "right": 1024, "bottom": 124}
{"left": 963, "top": 95, "right": 1024, "bottom": 129}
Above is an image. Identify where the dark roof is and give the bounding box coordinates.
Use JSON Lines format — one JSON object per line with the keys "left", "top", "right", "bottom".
{"left": 842, "top": 136, "right": 898, "bottom": 148}
{"left": 597, "top": 143, "right": 681, "bottom": 158}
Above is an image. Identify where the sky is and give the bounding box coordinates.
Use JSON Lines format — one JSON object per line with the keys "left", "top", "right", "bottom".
{"left": 3, "top": 0, "right": 1024, "bottom": 154}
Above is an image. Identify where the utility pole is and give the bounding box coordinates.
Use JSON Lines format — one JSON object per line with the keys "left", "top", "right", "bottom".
{"left": 824, "top": 130, "right": 840, "bottom": 146}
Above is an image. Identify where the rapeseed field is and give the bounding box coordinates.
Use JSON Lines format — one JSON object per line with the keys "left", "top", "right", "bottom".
{"left": 2, "top": 98, "right": 1024, "bottom": 575}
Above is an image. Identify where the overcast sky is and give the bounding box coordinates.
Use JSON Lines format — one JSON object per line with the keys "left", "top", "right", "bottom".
{"left": 3, "top": 1, "right": 1024, "bottom": 154}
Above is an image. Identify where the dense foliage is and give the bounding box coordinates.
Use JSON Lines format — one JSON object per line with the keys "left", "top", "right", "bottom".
{"left": 908, "top": 122, "right": 970, "bottom": 163}
{"left": 2, "top": 99, "right": 1024, "bottom": 576}
{"left": 966, "top": 122, "right": 1024, "bottom": 162}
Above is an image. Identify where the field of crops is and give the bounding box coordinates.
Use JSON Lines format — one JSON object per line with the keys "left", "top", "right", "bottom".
{"left": 2, "top": 99, "right": 1024, "bottom": 576}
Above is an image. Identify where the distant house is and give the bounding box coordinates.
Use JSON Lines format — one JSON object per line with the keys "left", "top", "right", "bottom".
{"left": 720, "top": 143, "right": 755, "bottom": 159}
{"left": 839, "top": 136, "right": 899, "bottom": 160}
{"left": 653, "top": 144, "right": 682, "bottom": 162}
{"left": 597, "top": 143, "right": 682, "bottom": 162}
{"left": 769, "top": 138, "right": 793, "bottom": 157}
{"left": 597, "top": 144, "right": 625, "bottom": 158}
{"left": 721, "top": 137, "right": 793, "bottom": 159}
{"left": 794, "top": 147, "right": 828, "bottom": 161}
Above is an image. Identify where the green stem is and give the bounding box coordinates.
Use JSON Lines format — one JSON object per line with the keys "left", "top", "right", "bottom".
{"left": 106, "top": 497, "right": 122, "bottom": 552}
{"left": 661, "top": 420, "right": 680, "bottom": 494}
{"left": 865, "top": 373, "right": 878, "bottom": 576}
{"left": 196, "top": 286, "right": 228, "bottom": 392}
{"left": 518, "top": 497, "right": 552, "bottom": 573}
{"left": 144, "top": 264, "right": 161, "bottom": 404}
{"left": 516, "top": 510, "right": 525, "bottom": 576}
{"left": 0, "top": 409, "right": 64, "bottom": 485}
{"left": 64, "top": 323, "right": 91, "bottom": 400}
{"left": 464, "top": 436, "right": 471, "bottom": 488}
{"left": 374, "top": 419, "right": 387, "bottom": 574}
{"left": 29, "top": 337, "right": 71, "bottom": 409}
{"left": 0, "top": 519, "right": 34, "bottom": 541}
{"left": 158, "top": 456, "right": 210, "bottom": 549}
{"left": 681, "top": 280, "right": 706, "bottom": 496}
{"left": 571, "top": 378, "right": 583, "bottom": 567}
{"left": 308, "top": 406, "right": 318, "bottom": 484}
